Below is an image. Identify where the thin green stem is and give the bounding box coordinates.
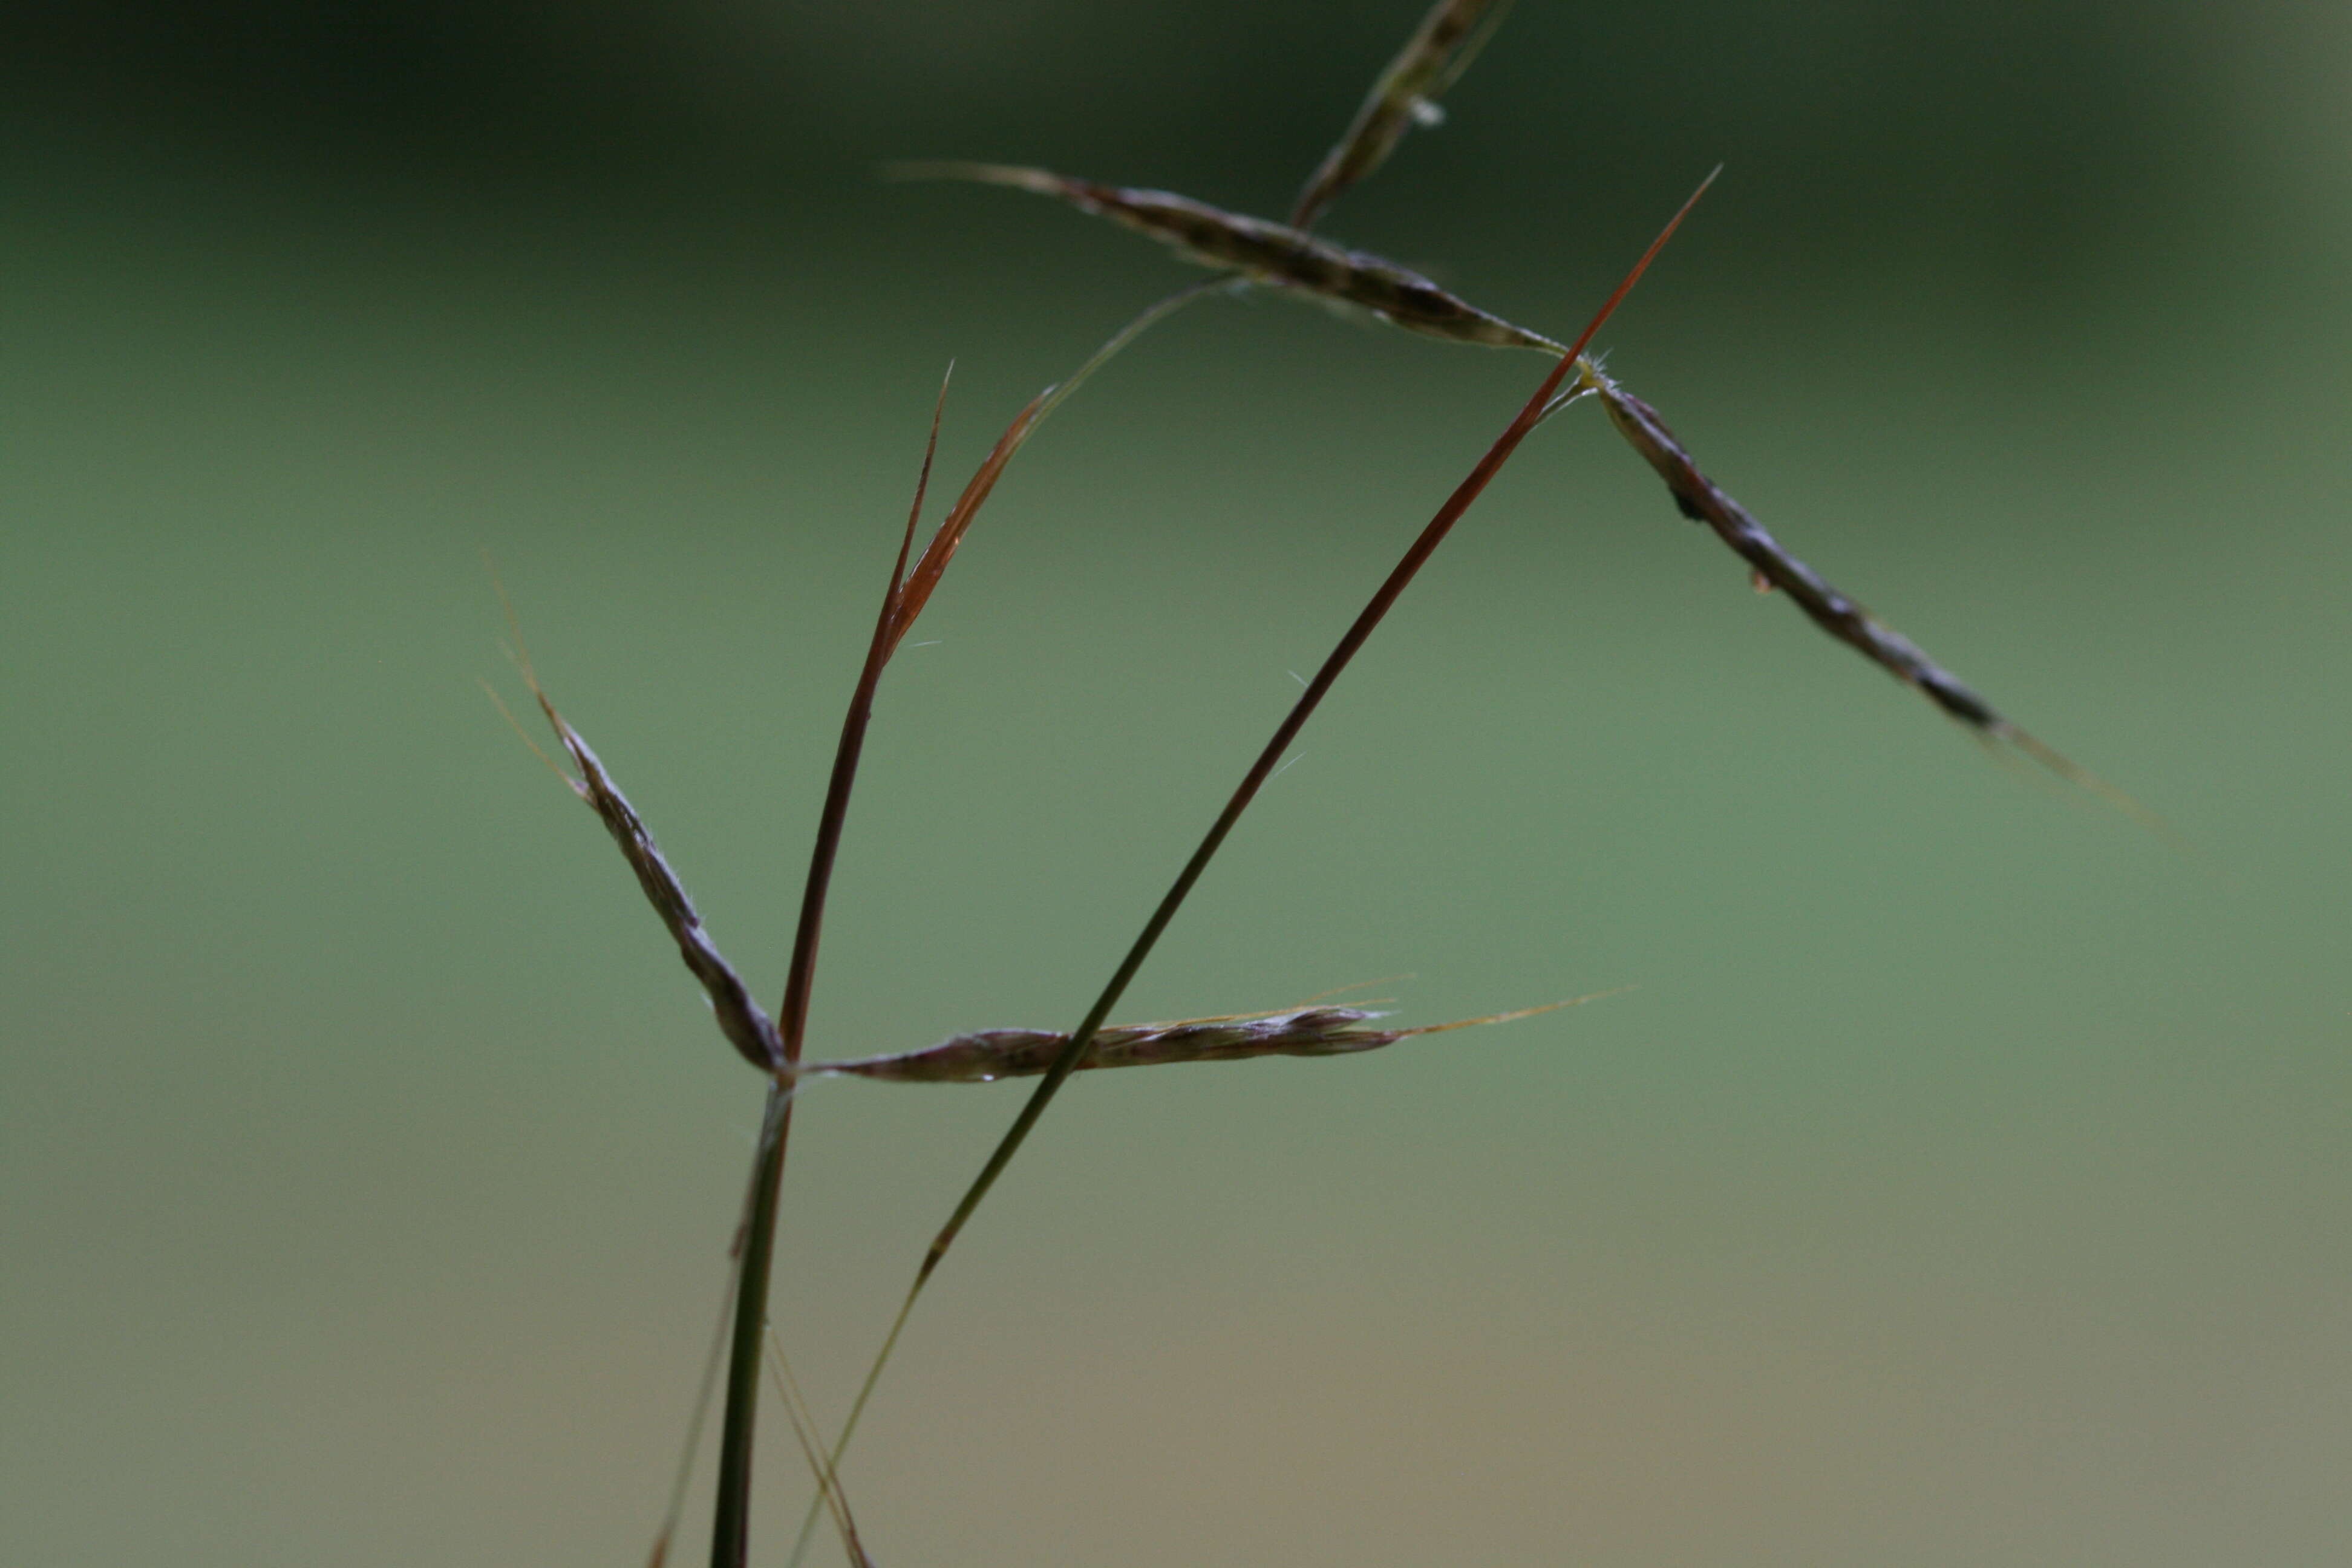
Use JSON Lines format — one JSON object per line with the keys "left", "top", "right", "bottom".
{"left": 919, "top": 360, "right": 1582, "bottom": 1269}
{"left": 708, "top": 381, "right": 941, "bottom": 1568}
{"left": 780, "top": 1279, "right": 921, "bottom": 1567}
{"left": 708, "top": 1087, "right": 792, "bottom": 1567}
{"left": 717, "top": 283, "right": 1214, "bottom": 1567}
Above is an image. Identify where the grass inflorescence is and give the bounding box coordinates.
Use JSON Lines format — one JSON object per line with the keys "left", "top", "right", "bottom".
{"left": 485, "top": 4, "right": 2143, "bottom": 1562}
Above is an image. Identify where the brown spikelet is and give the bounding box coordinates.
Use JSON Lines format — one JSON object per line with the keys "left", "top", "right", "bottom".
{"left": 884, "top": 281, "right": 1217, "bottom": 658}
{"left": 894, "top": 162, "right": 1565, "bottom": 354}
{"left": 1292, "top": 0, "right": 1511, "bottom": 229}
{"left": 491, "top": 587, "right": 784, "bottom": 1074}
{"left": 1592, "top": 369, "right": 2148, "bottom": 815}
{"left": 808, "top": 995, "right": 1610, "bottom": 1085}
{"left": 537, "top": 714, "right": 785, "bottom": 1073}
{"left": 885, "top": 386, "right": 1042, "bottom": 658}
{"left": 1595, "top": 373, "right": 2008, "bottom": 730}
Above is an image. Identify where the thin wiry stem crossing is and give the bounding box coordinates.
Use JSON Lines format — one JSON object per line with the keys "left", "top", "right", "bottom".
{"left": 783, "top": 175, "right": 1714, "bottom": 1568}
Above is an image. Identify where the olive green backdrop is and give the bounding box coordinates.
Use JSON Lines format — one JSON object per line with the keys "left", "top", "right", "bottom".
{"left": 4, "top": 2, "right": 2349, "bottom": 1563}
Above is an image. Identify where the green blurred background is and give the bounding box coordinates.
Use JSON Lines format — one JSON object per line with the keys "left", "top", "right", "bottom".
{"left": 4, "top": 2, "right": 2348, "bottom": 1563}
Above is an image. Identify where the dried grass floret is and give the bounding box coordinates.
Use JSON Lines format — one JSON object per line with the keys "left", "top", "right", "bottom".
{"left": 1589, "top": 367, "right": 2152, "bottom": 820}
{"left": 1593, "top": 371, "right": 2007, "bottom": 730}
{"left": 893, "top": 162, "right": 1566, "bottom": 354}
{"left": 486, "top": 595, "right": 784, "bottom": 1073}
{"left": 546, "top": 714, "right": 786, "bottom": 1072}
{"left": 807, "top": 997, "right": 1596, "bottom": 1084}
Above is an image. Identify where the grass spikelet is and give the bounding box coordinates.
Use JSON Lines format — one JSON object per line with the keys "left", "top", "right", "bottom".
{"left": 1589, "top": 367, "right": 2141, "bottom": 804}
{"left": 811, "top": 1007, "right": 1392, "bottom": 1083}
{"left": 1291, "top": 0, "right": 1512, "bottom": 229}
{"left": 806, "top": 993, "right": 1608, "bottom": 1084}
{"left": 1592, "top": 370, "right": 2004, "bottom": 728}
{"left": 893, "top": 162, "right": 1565, "bottom": 354}
{"left": 886, "top": 280, "right": 1217, "bottom": 657}
{"left": 541, "top": 722, "right": 786, "bottom": 1073}
{"left": 488, "top": 595, "right": 784, "bottom": 1074}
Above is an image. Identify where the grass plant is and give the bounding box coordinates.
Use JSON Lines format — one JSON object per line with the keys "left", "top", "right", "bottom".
{"left": 487, "top": 3, "right": 2135, "bottom": 1561}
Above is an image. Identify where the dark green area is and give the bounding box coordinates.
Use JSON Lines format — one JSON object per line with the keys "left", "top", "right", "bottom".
{"left": 4, "top": 4, "right": 2348, "bottom": 1564}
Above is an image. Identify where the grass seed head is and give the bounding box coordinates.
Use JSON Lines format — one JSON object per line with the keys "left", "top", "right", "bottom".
{"left": 897, "top": 162, "right": 1566, "bottom": 354}
{"left": 1591, "top": 368, "right": 2153, "bottom": 825}
{"left": 808, "top": 996, "right": 1607, "bottom": 1084}
{"left": 1595, "top": 371, "right": 2005, "bottom": 730}
{"left": 488, "top": 582, "right": 785, "bottom": 1074}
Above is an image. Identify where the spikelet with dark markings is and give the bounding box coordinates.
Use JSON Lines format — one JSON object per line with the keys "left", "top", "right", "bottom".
{"left": 912, "top": 151, "right": 2123, "bottom": 803}
{"left": 1593, "top": 371, "right": 2005, "bottom": 730}
{"left": 1591, "top": 368, "right": 2154, "bottom": 812}
{"left": 895, "top": 162, "right": 1565, "bottom": 355}
{"left": 892, "top": 5, "right": 2124, "bottom": 799}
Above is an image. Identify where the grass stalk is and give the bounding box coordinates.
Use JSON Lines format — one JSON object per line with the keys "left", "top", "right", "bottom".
{"left": 705, "top": 1091, "right": 793, "bottom": 1568}
{"left": 705, "top": 375, "right": 943, "bottom": 1568}
{"left": 707, "top": 280, "right": 1224, "bottom": 1565}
